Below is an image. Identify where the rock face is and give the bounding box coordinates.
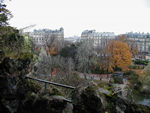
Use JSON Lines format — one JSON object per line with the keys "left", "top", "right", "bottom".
{"left": 72, "top": 82, "right": 105, "bottom": 113}
{"left": 16, "top": 79, "right": 72, "bottom": 113}
{"left": 0, "top": 58, "right": 30, "bottom": 113}
{"left": 72, "top": 82, "right": 150, "bottom": 113}
{"left": 17, "top": 93, "right": 68, "bottom": 113}
{"left": 0, "top": 58, "right": 71, "bottom": 113}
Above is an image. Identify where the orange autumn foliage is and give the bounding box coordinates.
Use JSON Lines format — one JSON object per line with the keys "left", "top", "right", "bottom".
{"left": 118, "top": 35, "right": 138, "bottom": 57}
{"left": 107, "top": 40, "right": 132, "bottom": 69}
{"left": 49, "top": 47, "right": 58, "bottom": 55}
{"left": 118, "top": 35, "right": 127, "bottom": 42}
{"left": 46, "top": 44, "right": 58, "bottom": 55}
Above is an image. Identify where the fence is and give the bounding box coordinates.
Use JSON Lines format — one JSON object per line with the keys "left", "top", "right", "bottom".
{"left": 25, "top": 76, "right": 76, "bottom": 103}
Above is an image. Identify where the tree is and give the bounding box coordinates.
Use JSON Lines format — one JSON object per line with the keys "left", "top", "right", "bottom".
{"left": 118, "top": 35, "right": 138, "bottom": 57}
{"left": 53, "top": 57, "right": 76, "bottom": 84}
{"left": 117, "top": 35, "right": 127, "bottom": 42}
{"left": 0, "top": 0, "right": 35, "bottom": 64}
{"left": 34, "top": 49, "right": 76, "bottom": 82}
{"left": 45, "top": 34, "right": 57, "bottom": 55}
{"left": 95, "top": 38, "right": 113, "bottom": 73}
{"left": 33, "top": 47, "right": 53, "bottom": 79}
{"left": 59, "top": 43, "right": 77, "bottom": 60}
{"left": 76, "top": 39, "right": 96, "bottom": 79}
{"left": 107, "top": 40, "right": 132, "bottom": 70}
{"left": 42, "top": 33, "right": 64, "bottom": 55}
{"left": 0, "top": 0, "right": 12, "bottom": 26}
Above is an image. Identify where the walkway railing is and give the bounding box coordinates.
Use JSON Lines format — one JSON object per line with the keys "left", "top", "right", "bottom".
{"left": 25, "top": 76, "right": 76, "bottom": 103}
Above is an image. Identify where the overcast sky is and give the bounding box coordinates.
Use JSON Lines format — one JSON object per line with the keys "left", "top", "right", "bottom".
{"left": 7, "top": 0, "right": 150, "bottom": 37}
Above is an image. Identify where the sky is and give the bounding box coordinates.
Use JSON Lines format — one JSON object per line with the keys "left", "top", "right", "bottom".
{"left": 7, "top": 0, "right": 150, "bottom": 37}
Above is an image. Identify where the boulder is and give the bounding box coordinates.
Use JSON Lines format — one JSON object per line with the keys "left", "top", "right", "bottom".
{"left": 0, "top": 58, "right": 30, "bottom": 113}
{"left": 72, "top": 81, "right": 150, "bottom": 113}
{"left": 17, "top": 92, "right": 70, "bottom": 113}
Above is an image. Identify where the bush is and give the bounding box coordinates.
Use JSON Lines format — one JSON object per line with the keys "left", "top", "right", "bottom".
{"left": 142, "top": 76, "right": 150, "bottom": 86}
{"left": 113, "top": 76, "right": 123, "bottom": 84}
{"left": 134, "top": 59, "right": 148, "bottom": 65}
{"left": 59, "top": 44, "right": 77, "bottom": 60}
{"left": 129, "top": 65, "right": 141, "bottom": 69}
{"left": 17, "top": 79, "right": 42, "bottom": 97}
{"left": 91, "top": 66, "right": 111, "bottom": 74}
{"left": 128, "top": 74, "right": 142, "bottom": 92}
{"left": 114, "top": 67, "right": 122, "bottom": 71}
{"left": 140, "top": 77, "right": 150, "bottom": 95}
{"left": 123, "top": 70, "right": 136, "bottom": 77}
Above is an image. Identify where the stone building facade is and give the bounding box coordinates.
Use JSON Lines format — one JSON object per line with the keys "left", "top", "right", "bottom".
{"left": 29, "top": 27, "right": 64, "bottom": 46}
{"left": 123, "top": 32, "right": 150, "bottom": 60}
{"left": 81, "top": 30, "right": 115, "bottom": 47}
{"left": 125, "top": 32, "right": 150, "bottom": 54}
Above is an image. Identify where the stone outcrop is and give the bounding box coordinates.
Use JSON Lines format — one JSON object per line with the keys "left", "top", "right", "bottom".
{"left": 0, "top": 57, "right": 31, "bottom": 113}
{"left": 72, "top": 82, "right": 150, "bottom": 113}
{"left": 0, "top": 58, "right": 72, "bottom": 113}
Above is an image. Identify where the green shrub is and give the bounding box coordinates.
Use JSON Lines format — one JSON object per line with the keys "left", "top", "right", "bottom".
{"left": 128, "top": 74, "right": 142, "bottom": 91}
{"left": 134, "top": 59, "right": 148, "bottom": 65}
{"left": 42, "top": 87, "right": 64, "bottom": 96}
{"left": 113, "top": 76, "right": 123, "bottom": 84}
{"left": 17, "top": 79, "right": 42, "bottom": 95}
{"left": 91, "top": 66, "right": 111, "bottom": 74}
{"left": 114, "top": 67, "right": 122, "bottom": 71}
{"left": 123, "top": 70, "right": 136, "bottom": 77}
{"left": 129, "top": 65, "right": 142, "bottom": 69}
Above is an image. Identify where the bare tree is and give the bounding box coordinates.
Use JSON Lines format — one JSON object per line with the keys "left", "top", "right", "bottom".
{"left": 43, "top": 33, "right": 64, "bottom": 55}
{"left": 95, "top": 38, "right": 112, "bottom": 73}
{"left": 53, "top": 57, "right": 76, "bottom": 84}
{"left": 32, "top": 30, "right": 65, "bottom": 78}
{"left": 33, "top": 47, "right": 53, "bottom": 79}
{"left": 76, "top": 39, "right": 95, "bottom": 79}
{"left": 33, "top": 48, "right": 76, "bottom": 82}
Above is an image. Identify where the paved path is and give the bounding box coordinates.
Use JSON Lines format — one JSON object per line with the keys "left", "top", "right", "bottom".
{"left": 74, "top": 71, "right": 112, "bottom": 82}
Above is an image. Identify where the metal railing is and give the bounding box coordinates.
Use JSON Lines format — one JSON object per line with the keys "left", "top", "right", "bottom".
{"left": 25, "top": 76, "right": 76, "bottom": 103}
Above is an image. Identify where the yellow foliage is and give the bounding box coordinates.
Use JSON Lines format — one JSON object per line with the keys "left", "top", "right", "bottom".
{"left": 118, "top": 35, "right": 127, "bottom": 42}
{"left": 107, "top": 40, "right": 132, "bottom": 69}
{"left": 48, "top": 47, "right": 58, "bottom": 55}
{"left": 118, "top": 35, "right": 138, "bottom": 57}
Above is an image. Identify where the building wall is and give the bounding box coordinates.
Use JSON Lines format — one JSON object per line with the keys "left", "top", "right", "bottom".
{"left": 29, "top": 27, "right": 64, "bottom": 46}
{"left": 125, "top": 32, "right": 150, "bottom": 54}
{"left": 81, "top": 30, "right": 115, "bottom": 47}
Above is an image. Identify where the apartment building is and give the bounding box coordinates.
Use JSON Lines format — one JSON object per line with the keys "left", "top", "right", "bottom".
{"left": 29, "top": 27, "right": 64, "bottom": 46}
{"left": 81, "top": 30, "right": 115, "bottom": 47}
